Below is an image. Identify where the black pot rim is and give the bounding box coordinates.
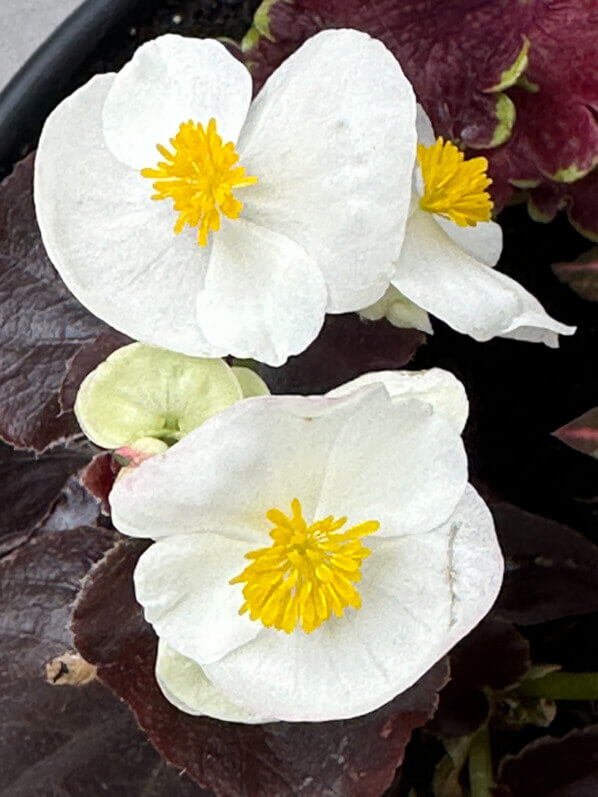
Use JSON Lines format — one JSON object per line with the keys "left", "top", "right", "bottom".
{"left": 0, "top": 0, "right": 142, "bottom": 171}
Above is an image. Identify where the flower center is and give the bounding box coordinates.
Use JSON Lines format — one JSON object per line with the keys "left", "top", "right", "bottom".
{"left": 141, "top": 118, "right": 258, "bottom": 247}
{"left": 230, "top": 498, "right": 379, "bottom": 634}
{"left": 417, "top": 137, "right": 493, "bottom": 227}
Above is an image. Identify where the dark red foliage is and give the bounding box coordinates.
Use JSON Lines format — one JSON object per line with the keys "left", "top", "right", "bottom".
{"left": 496, "top": 725, "right": 598, "bottom": 796}
{"left": 0, "top": 154, "right": 128, "bottom": 452}
{"left": 491, "top": 502, "right": 598, "bottom": 625}
{"left": 37, "top": 474, "right": 103, "bottom": 533}
{"left": 552, "top": 247, "right": 598, "bottom": 303}
{"left": 73, "top": 538, "right": 449, "bottom": 796}
{"left": 256, "top": 314, "right": 424, "bottom": 395}
{"left": 0, "top": 442, "right": 91, "bottom": 553}
{"left": 448, "top": 618, "right": 530, "bottom": 693}
{"left": 429, "top": 619, "right": 530, "bottom": 737}
{"left": 528, "top": 170, "right": 598, "bottom": 243}
{"left": 0, "top": 524, "right": 202, "bottom": 796}
{"left": 79, "top": 451, "right": 122, "bottom": 513}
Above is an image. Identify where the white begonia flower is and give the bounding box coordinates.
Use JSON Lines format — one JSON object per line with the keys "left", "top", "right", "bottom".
{"left": 109, "top": 373, "right": 503, "bottom": 723}
{"left": 34, "top": 31, "right": 417, "bottom": 367}
{"left": 362, "top": 106, "right": 576, "bottom": 346}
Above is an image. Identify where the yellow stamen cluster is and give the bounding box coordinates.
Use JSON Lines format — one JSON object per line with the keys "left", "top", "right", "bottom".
{"left": 141, "top": 118, "right": 257, "bottom": 247}
{"left": 417, "top": 137, "right": 493, "bottom": 227}
{"left": 230, "top": 498, "right": 379, "bottom": 634}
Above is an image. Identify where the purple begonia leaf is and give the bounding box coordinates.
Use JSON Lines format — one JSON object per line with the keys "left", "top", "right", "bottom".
{"left": 256, "top": 314, "right": 424, "bottom": 395}
{"left": 491, "top": 502, "right": 598, "bottom": 625}
{"left": 426, "top": 679, "right": 491, "bottom": 739}
{"left": 0, "top": 680, "right": 205, "bottom": 797}
{"left": 0, "top": 526, "right": 116, "bottom": 697}
{"left": 73, "top": 538, "right": 449, "bottom": 796}
{"left": 552, "top": 248, "right": 598, "bottom": 301}
{"left": 495, "top": 1, "right": 598, "bottom": 183}
{"left": 38, "top": 475, "right": 103, "bottom": 533}
{"left": 0, "top": 525, "right": 203, "bottom": 796}
{"left": 428, "top": 618, "right": 530, "bottom": 737}
{"left": 0, "top": 442, "right": 91, "bottom": 554}
{"left": 244, "top": 0, "right": 598, "bottom": 227}
{"left": 448, "top": 618, "right": 530, "bottom": 692}
{"left": 553, "top": 408, "right": 598, "bottom": 459}
{"left": 496, "top": 725, "right": 598, "bottom": 797}
{"left": 528, "top": 169, "right": 598, "bottom": 241}
{"left": 0, "top": 154, "right": 127, "bottom": 452}
{"left": 79, "top": 452, "right": 122, "bottom": 514}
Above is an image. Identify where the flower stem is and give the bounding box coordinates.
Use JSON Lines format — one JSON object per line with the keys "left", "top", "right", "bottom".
{"left": 468, "top": 727, "right": 494, "bottom": 797}
{"left": 519, "top": 672, "right": 598, "bottom": 700}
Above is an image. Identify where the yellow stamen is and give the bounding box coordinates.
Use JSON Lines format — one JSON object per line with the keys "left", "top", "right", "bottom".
{"left": 230, "top": 498, "right": 379, "bottom": 634}
{"left": 141, "top": 118, "right": 257, "bottom": 247}
{"left": 417, "top": 137, "right": 493, "bottom": 227}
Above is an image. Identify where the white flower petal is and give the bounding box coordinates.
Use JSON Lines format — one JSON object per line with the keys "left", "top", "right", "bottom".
{"left": 196, "top": 219, "right": 327, "bottom": 367}
{"left": 435, "top": 217, "right": 503, "bottom": 267}
{"left": 416, "top": 104, "right": 436, "bottom": 146}
{"left": 445, "top": 485, "right": 505, "bottom": 643}
{"left": 237, "top": 29, "right": 416, "bottom": 312}
{"left": 102, "top": 35, "right": 252, "bottom": 169}
{"left": 155, "top": 640, "right": 270, "bottom": 723}
{"left": 316, "top": 394, "right": 467, "bottom": 537}
{"left": 392, "top": 209, "right": 576, "bottom": 345}
{"left": 327, "top": 368, "right": 469, "bottom": 433}
{"left": 34, "top": 73, "right": 223, "bottom": 357}
{"left": 135, "top": 534, "right": 260, "bottom": 664}
{"left": 110, "top": 386, "right": 386, "bottom": 542}
{"left": 203, "top": 486, "right": 502, "bottom": 721}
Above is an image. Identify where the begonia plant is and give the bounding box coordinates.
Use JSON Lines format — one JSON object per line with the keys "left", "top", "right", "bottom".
{"left": 0, "top": 2, "right": 595, "bottom": 792}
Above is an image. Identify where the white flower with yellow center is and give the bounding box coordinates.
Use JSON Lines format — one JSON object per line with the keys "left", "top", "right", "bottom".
{"left": 34, "top": 31, "right": 416, "bottom": 367}
{"left": 109, "top": 369, "right": 503, "bottom": 723}
{"left": 362, "top": 107, "right": 575, "bottom": 346}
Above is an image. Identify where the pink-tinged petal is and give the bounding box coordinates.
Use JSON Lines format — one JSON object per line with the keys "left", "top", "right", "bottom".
{"left": 553, "top": 409, "right": 598, "bottom": 459}
{"left": 552, "top": 247, "right": 598, "bottom": 302}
